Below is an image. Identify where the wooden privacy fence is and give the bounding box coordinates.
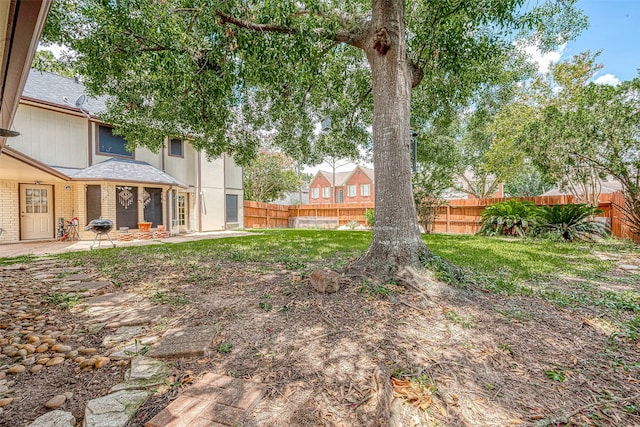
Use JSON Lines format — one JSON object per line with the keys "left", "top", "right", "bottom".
{"left": 244, "top": 201, "right": 290, "bottom": 229}
{"left": 431, "top": 192, "right": 633, "bottom": 240}
{"left": 244, "top": 192, "right": 634, "bottom": 240}
{"left": 244, "top": 201, "right": 374, "bottom": 228}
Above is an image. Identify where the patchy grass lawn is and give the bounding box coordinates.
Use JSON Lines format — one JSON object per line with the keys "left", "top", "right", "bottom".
{"left": 4, "top": 230, "right": 640, "bottom": 426}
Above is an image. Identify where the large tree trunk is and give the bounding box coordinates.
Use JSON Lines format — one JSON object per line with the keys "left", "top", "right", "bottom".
{"left": 351, "top": 0, "right": 435, "bottom": 280}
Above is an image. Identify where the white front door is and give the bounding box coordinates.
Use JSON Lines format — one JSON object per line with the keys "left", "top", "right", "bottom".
{"left": 20, "top": 184, "right": 54, "bottom": 240}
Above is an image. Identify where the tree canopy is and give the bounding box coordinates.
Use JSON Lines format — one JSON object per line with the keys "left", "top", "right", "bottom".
{"left": 46, "top": 1, "right": 584, "bottom": 162}
{"left": 32, "top": 49, "right": 75, "bottom": 78}
{"left": 45, "top": 0, "right": 586, "bottom": 279}
{"left": 480, "top": 51, "right": 640, "bottom": 235}
{"left": 243, "top": 150, "right": 300, "bottom": 203}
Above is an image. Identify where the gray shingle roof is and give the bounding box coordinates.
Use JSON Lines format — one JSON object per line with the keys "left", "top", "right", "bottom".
{"left": 22, "top": 69, "right": 108, "bottom": 115}
{"left": 317, "top": 166, "right": 374, "bottom": 186}
{"left": 52, "top": 158, "right": 187, "bottom": 188}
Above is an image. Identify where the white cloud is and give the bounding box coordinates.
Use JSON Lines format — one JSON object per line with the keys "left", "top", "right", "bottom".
{"left": 594, "top": 73, "right": 621, "bottom": 86}
{"left": 519, "top": 42, "right": 566, "bottom": 73}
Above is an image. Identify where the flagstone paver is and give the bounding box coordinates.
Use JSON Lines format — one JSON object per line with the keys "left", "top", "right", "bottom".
{"left": 54, "top": 280, "right": 111, "bottom": 295}
{"left": 82, "top": 293, "right": 137, "bottom": 307}
{"left": 74, "top": 293, "right": 138, "bottom": 323}
{"left": 26, "top": 410, "right": 76, "bottom": 427}
{"left": 103, "top": 326, "right": 147, "bottom": 347}
{"left": 108, "top": 336, "right": 160, "bottom": 361}
{"left": 110, "top": 356, "right": 169, "bottom": 392}
{"left": 145, "top": 373, "right": 265, "bottom": 427}
{"left": 145, "top": 326, "right": 218, "bottom": 358}
{"left": 106, "top": 305, "right": 169, "bottom": 328}
{"left": 62, "top": 273, "right": 97, "bottom": 281}
{"left": 83, "top": 390, "right": 149, "bottom": 427}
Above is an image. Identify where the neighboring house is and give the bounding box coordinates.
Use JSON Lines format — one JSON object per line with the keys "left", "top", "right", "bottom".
{"left": 541, "top": 176, "right": 623, "bottom": 200}
{"left": 309, "top": 166, "right": 374, "bottom": 204}
{"left": 0, "top": 70, "right": 243, "bottom": 243}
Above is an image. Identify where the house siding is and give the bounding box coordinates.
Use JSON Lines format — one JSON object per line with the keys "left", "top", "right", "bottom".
{"left": 0, "top": 80, "right": 244, "bottom": 243}
{"left": 11, "top": 104, "right": 88, "bottom": 168}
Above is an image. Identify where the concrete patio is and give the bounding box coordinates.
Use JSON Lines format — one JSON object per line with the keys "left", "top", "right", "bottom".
{"left": 0, "top": 230, "right": 254, "bottom": 258}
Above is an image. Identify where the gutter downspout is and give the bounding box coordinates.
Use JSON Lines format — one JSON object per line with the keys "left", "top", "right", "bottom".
{"left": 223, "top": 154, "right": 227, "bottom": 230}
{"left": 197, "top": 151, "right": 202, "bottom": 232}
{"left": 167, "top": 185, "right": 172, "bottom": 233}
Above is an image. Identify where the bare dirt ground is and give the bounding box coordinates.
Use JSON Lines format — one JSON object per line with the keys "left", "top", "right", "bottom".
{"left": 1, "top": 249, "right": 639, "bottom": 427}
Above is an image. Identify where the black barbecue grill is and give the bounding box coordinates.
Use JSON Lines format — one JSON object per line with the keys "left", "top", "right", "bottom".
{"left": 86, "top": 218, "right": 116, "bottom": 249}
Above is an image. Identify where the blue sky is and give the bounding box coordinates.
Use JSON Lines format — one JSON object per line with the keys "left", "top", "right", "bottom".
{"left": 563, "top": 0, "right": 639, "bottom": 82}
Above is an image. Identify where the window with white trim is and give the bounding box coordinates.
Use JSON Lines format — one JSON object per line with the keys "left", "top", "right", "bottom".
{"left": 361, "top": 184, "right": 370, "bottom": 196}
{"left": 347, "top": 185, "right": 356, "bottom": 197}
{"left": 312, "top": 188, "right": 319, "bottom": 198}
{"left": 322, "top": 187, "right": 330, "bottom": 198}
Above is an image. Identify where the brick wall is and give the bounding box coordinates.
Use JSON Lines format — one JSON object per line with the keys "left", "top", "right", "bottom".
{"left": 309, "top": 174, "right": 334, "bottom": 204}
{"left": 0, "top": 181, "right": 19, "bottom": 243}
{"left": 343, "top": 170, "right": 374, "bottom": 204}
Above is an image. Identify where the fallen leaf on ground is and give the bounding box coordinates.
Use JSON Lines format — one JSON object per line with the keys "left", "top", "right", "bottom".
{"left": 391, "top": 377, "right": 432, "bottom": 410}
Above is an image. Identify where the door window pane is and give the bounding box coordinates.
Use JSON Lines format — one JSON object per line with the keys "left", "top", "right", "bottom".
{"left": 177, "top": 195, "right": 186, "bottom": 226}
{"left": 25, "top": 188, "right": 48, "bottom": 213}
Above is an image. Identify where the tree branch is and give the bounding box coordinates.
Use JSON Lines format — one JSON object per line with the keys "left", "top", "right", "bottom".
{"left": 215, "top": 11, "right": 297, "bottom": 35}
{"left": 214, "top": 11, "right": 365, "bottom": 47}
{"left": 122, "top": 30, "right": 169, "bottom": 52}
{"left": 348, "top": 86, "right": 372, "bottom": 127}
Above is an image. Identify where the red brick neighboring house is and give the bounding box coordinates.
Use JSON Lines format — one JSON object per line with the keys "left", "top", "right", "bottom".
{"left": 309, "top": 166, "right": 375, "bottom": 204}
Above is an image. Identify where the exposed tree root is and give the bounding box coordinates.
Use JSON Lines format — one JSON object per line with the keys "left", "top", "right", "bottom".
{"left": 345, "top": 243, "right": 464, "bottom": 298}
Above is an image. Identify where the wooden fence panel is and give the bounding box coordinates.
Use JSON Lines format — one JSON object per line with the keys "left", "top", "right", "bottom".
{"left": 430, "top": 193, "right": 630, "bottom": 238}
{"left": 290, "top": 203, "right": 374, "bottom": 226}
{"left": 244, "top": 201, "right": 374, "bottom": 228}
{"left": 245, "top": 194, "right": 636, "bottom": 240}
{"left": 243, "top": 200, "right": 289, "bottom": 229}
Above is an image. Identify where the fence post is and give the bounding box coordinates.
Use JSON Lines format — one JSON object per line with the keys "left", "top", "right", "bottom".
{"left": 266, "top": 204, "right": 270, "bottom": 228}
{"left": 446, "top": 205, "right": 450, "bottom": 233}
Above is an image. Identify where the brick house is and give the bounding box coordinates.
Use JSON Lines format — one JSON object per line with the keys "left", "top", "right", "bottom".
{"left": 0, "top": 70, "right": 244, "bottom": 243}
{"left": 309, "top": 166, "right": 374, "bottom": 204}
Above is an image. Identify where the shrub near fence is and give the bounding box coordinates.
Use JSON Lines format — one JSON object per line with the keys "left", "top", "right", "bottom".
{"left": 431, "top": 192, "right": 633, "bottom": 240}
{"left": 244, "top": 192, "right": 635, "bottom": 240}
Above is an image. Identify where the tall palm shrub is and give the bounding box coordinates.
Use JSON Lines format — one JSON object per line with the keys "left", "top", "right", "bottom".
{"left": 531, "top": 204, "right": 609, "bottom": 241}
{"left": 477, "top": 200, "right": 537, "bottom": 237}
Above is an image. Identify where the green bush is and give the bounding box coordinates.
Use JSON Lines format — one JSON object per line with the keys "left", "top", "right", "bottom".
{"left": 477, "top": 200, "right": 537, "bottom": 237}
{"left": 365, "top": 208, "right": 375, "bottom": 227}
{"left": 531, "top": 204, "right": 609, "bottom": 241}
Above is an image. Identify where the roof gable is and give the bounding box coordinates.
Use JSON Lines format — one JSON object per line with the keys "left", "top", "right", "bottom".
{"left": 342, "top": 166, "right": 375, "bottom": 186}
{"left": 52, "top": 158, "right": 187, "bottom": 187}
{"left": 22, "top": 69, "right": 108, "bottom": 115}
{"left": 314, "top": 168, "right": 367, "bottom": 187}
